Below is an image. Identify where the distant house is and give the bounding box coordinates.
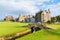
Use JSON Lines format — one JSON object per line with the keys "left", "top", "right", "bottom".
{"left": 4, "top": 15, "right": 14, "bottom": 21}
{"left": 18, "top": 14, "right": 26, "bottom": 22}
{"left": 25, "top": 15, "right": 35, "bottom": 22}
{"left": 25, "top": 18, "right": 35, "bottom": 22}
{"left": 4, "top": 9, "right": 51, "bottom": 23}
{"left": 18, "top": 14, "right": 35, "bottom": 22}
{"left": 14, "top": 18, "right": 19, "bottom": 22}
{"left": 35, "top": 9, "right": 51, "bottom": 22}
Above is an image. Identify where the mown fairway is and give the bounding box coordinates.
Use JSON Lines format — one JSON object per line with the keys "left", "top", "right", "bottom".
{"left": 0, "top": 22, "right": 29, "bottom": 36}
{"left": 46, "top": 23, "right": 60, "bottom": 29}
{"left": 17, "top": 23, "right": 60, "bottom": 40}
{"left": 0, "top": 22, "right": 60, "bottom": 40}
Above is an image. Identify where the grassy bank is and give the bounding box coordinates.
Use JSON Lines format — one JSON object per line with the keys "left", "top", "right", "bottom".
{"left": 17, "top": 29, "right": 60, "bottom": 40}
{"left": 0, "top": 22, "right": 29, "bottom": 36}
{"left": 17, "top": 23, "right": 60, "bottom": 40}
{"left": 46, "top": 23, "right": 60, "bottom": 29}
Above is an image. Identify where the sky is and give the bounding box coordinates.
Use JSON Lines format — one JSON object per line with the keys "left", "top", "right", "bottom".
{"left": 0, "top": 0, "right": 60, "bottom": 20}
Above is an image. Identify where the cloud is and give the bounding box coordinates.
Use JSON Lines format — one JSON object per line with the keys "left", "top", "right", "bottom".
{"left": 46, "top": 3, "right": 60, "bottom": 16}
{"left": 0, "top": 0, "right": 54, "bottom": 20}
{"left": 0, "top": 0, "right": 50, "bottom": 12}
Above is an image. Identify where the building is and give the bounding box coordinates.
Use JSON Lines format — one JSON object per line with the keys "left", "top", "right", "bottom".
{"left": 18, "top": 14, "right": 26, "bottom": 22}
{"left": 25, "top": 17, "right": 35, "bottom": 22}
{"left": 35, "top": 9, "right": 51, "bottom": 22}
{"left": 25, "top": 15, "right": 35, "bottom": 22}
{"left": 4, "top": 15, "right": 14, "bottom": 21}
{"left": 27, "top": 15, "right": 33, "bottom": 18}
{"left": 18, "top": 14, "right": 35, "bottom": 22}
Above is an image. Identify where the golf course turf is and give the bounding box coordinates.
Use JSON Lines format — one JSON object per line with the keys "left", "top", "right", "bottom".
{"left": 0, "top": 22, "right": 60, "bottom": 40}
{"left": 16, "top": 29, "right": 60, "bottom": 40}
{"left": 0, "top": 22, "right": 29, "bottom": 36}
{"left": 16, "top": 23, "right": 60, "bottom": 40}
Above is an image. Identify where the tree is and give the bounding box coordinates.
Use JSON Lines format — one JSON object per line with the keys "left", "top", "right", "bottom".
{"left": 51, "top": 17, "right": 56, "bottom": 23}
{"left": 4, "top": 18, "right": 6, "bottom": 21}
{"left": 56, "top": 15, "right": 60, "bottom": 21}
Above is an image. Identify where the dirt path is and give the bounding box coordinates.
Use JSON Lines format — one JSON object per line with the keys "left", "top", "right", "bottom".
{"left": 0, "top": 30, "right": 31, "bottom": 40}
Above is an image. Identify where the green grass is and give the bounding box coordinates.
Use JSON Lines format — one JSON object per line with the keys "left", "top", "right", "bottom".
{"left": 16, "top": 29, "right": 60, "bottom": 40}
{"left": 46, "top": 23, "right": 60, "bottom": 29}
{"left": 16, "top": 23, "right": 60, "bottom": 40}
{"left": 0, "top": 22, "right": 60, "bottom": 40}
{"left": 0, "top": 22, "right": 29, "bottom": 36}
{"left": 46, "top": 29, "right": 60, "bottom": 35}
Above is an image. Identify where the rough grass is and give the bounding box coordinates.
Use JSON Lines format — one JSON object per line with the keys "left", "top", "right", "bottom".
{"left": 46, "top": 29, "right": 60, "bottom": 35}
{"left": 16, "top": 24, "right": 60, "bottom": 40}
{"left": 16, "top": 29, "right": 60, "bottom": 40}
{"left": 0, "top": 22, "right": 29, "bottom": 36}
{"left": 46, "top": 23, "right": 60, "bottom": 29}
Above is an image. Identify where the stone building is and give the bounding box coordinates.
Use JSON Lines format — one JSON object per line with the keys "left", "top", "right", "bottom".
{"left": 35, "top": 9, "right": 51, "bottom": 22}
{"left": 18, "top": 14, "right": 35, "bottom": 22}
{"left": 4, "top": 15, "right": 14, "bottom": 21}
{"left": 25, "top": 15, "right": 35, "bottom": 22}
{"left": 27, "top": 15, "right": 33, "bottom": 18}
{"left": 18, "top": 14, "right": 26, "bottom": 22}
